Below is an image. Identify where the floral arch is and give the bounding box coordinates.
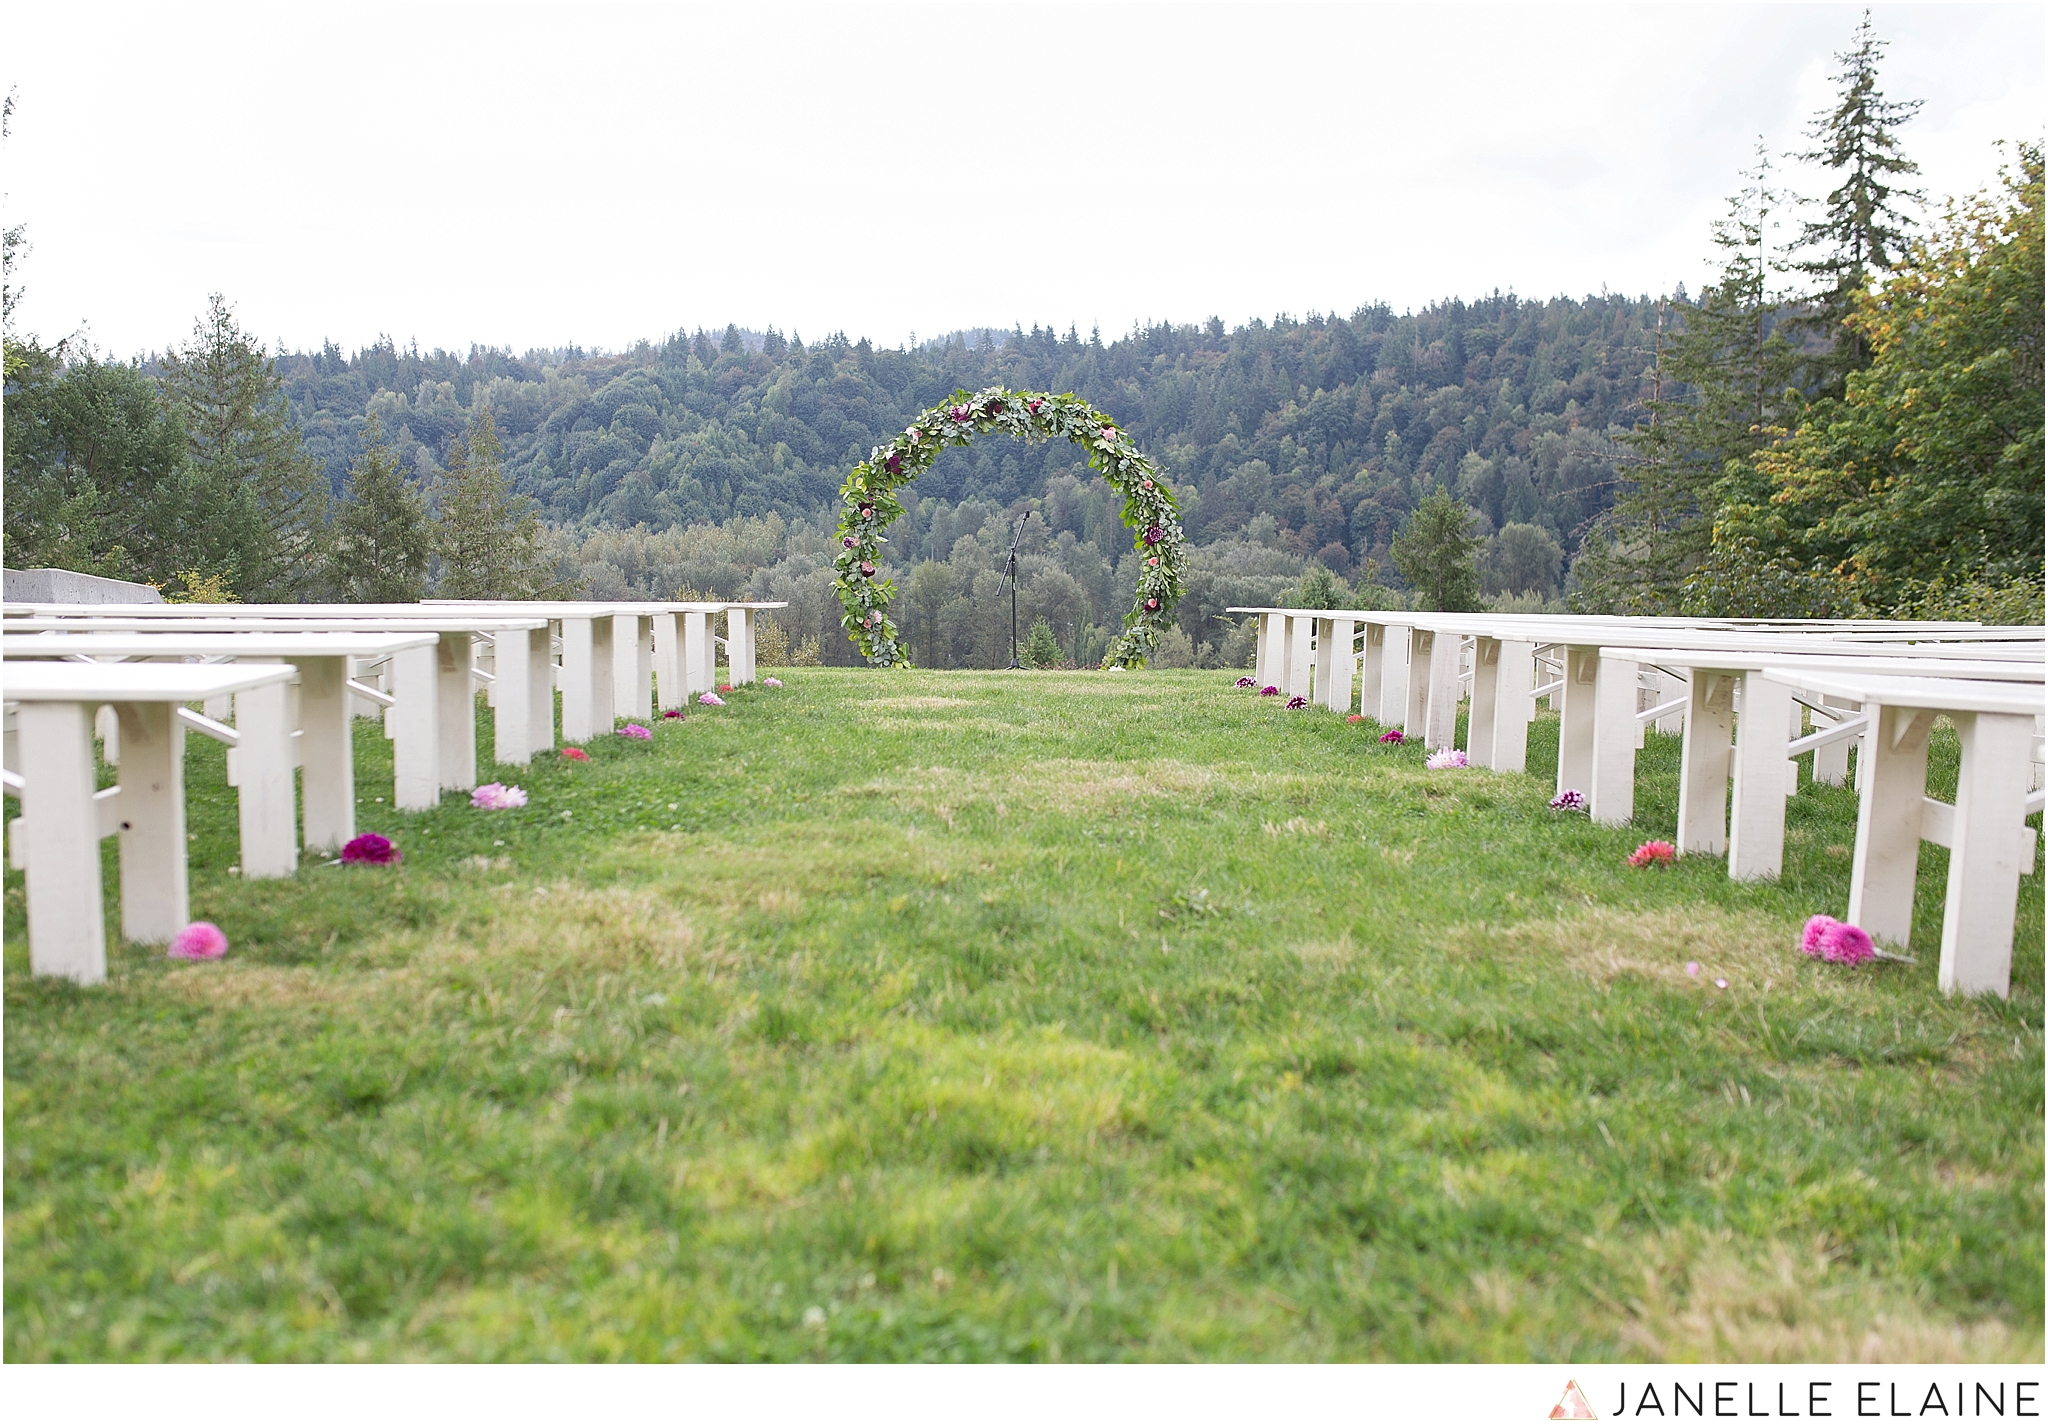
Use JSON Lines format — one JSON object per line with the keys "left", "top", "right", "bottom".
{"left": 833, "top": 387, "right": 1187, "bottom": 667}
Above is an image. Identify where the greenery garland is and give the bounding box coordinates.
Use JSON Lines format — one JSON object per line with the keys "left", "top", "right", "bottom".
{"left": 833, "top": 387, "right": 1187, "bottom": 668}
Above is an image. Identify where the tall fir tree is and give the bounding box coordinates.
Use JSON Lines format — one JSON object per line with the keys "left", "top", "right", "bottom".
{"left": 158, "top": 294, "right": 330, "bottom": 600}
{"left": 1789, "top": 10, "right": 1922, "bottom": 389}
{"left": 329, "top": 417, "right": 431, "bottom": 602}
{"left": 1577, "top": 144, "right": 1803, "bottom": 613}
{"left": 1388, "top": 487, "right": 1482, "bottom": 611}
{"left": 436, "top": 406, "right": 554, "bottom": 599}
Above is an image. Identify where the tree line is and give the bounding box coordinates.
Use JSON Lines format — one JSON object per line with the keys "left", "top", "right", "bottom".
{"left": 3, "top": 13, "right": 2037, "bottom": 642}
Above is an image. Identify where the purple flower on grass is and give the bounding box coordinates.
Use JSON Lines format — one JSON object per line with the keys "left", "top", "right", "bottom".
{"left": 661, "top": 708, "right": 685, "bottom": 719}
{"left": 1285, "top": 695, "right": 1308, "bottom": 709}
{"left": 169, "top": 922, "right": 228, "bottom": 961}
{"left": 1549, "top": 788, "right": 1586, "bottom": 811}
{"left": 618, "top": 724, "right": 653, "bottom": 741}
{"left": 470, "top": 782, "right": 528, "bottom": 810}
{"left": 1379, "top": 728, "right": 1405, "bottom": 745}
{"left": 1236, "top": 676, "right": 1256, "bottom": 688}
{"left": 341, "top": 833, "right": 400, "bottom": 865}
{"left": 763, "top": 677, "right": 784, "bottom": 688}
{"left": 699, "top": 691, "right": 726, "bottom": 707}
{"left": 1259, "top": 685, "right": 1279, "bottom": 696}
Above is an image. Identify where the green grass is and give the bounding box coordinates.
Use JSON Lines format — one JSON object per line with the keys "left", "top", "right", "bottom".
{"left": 4, "top": 669, "right": 2041, "bottom": 1362}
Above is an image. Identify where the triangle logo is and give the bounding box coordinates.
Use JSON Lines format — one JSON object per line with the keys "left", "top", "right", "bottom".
{"left": 1550, "top": 1380, "right": 1598, "bottom": 1420}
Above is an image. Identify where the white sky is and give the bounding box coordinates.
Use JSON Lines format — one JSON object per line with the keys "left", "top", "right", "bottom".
{"left": 5, "top": 2, "right": 2042, "bottom": 361}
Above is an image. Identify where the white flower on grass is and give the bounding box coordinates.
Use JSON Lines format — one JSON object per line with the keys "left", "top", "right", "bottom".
{"left": 802, "top": 1306, "right": 827, "bottom": 1328}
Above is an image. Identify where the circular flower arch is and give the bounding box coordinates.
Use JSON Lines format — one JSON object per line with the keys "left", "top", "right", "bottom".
{"left": 833, "top": 387, "right": 1186, "bottom": 668}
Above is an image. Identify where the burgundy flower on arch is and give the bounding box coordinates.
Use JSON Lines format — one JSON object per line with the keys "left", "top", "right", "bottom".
{"left": 1143, "top": 524, "right": 1164, "bottom": 545}
{"left": 860, "top": 505, "right": 874, "bottom": 519}
{"left": 984, "top": 399, "right": 1004, "bottom": 416}
{"left": 1143, "top": 597, "right": 1160, "bottom": 611}
{"left": 883, "top": 452, "right": 902, "bottom": 476}
{"left": 950, "top": 405, "right": 972, "bottom": 423}
{"left": 860, "top": 561, "right": 876, "bottom": 577}
{"left": 842, "top": 535, "right": 858, "bottom": 548}
{"left": 1027, "top": 398, "right": 1043, "bottom": 414}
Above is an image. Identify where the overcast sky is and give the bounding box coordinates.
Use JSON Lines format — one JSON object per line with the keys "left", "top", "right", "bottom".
{"left": 5, "top": 3, "right": 2041, "bottom": 360}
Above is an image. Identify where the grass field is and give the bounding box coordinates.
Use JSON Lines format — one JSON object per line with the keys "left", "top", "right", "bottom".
{"left": 4, "top": 668, "right": 2042, "bottom": 1362}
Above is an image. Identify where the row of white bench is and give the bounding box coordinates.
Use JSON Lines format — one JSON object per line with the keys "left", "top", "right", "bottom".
{"left": 1232, "top": 608, "right": 2046, "bottom": 999}
{"left": 1, "top": 599, "right": 787, "bottom": 986}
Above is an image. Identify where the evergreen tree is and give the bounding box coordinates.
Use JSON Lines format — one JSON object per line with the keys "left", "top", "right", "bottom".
{"left": 1389, "top": 488, "right": 1482, "bottom": 611}
{"left": 1789, "top": 10, "right": 1923, "bottom": 387}
{"left": 436, "top": 406, "right": 554, "bottom": 598}
{"left": 329, "top": 417, "right": 431, "bottom": 602}
{"left": 159, "top": 294, "right": 330, "bottom": 600}
{"left": 1578, "top": 145, "right": 1803, "bottom": 612}
{"left": 1022, "top": 616, "right": 1062, "bottom": 669}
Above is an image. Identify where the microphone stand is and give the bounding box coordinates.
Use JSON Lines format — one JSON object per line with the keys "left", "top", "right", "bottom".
{"left": 995, "top": 510, "right": 1032, "bottom": 669}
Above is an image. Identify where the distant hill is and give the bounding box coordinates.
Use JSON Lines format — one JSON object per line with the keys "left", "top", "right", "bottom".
{"left": 275, "top": 294, "right": 1666, "bottom": 576}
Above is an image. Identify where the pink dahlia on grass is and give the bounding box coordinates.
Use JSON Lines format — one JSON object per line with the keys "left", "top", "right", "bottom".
{"left": 1803, "top": 915, "right": 1876, "bottom": 964}
{"left": 1425, "top": 748, "right": 1468, "bottom": 770}
{"left": 561, "top": 747, "right": 591, "bottom": 762}
{"left": 1627, "top": 840, "right": 1677, "bottom": 869}
{"left": 470, "top": 782, "right": 528, "bottom": 810}
{"left": 1549, "top": 789, "right": 1586, "bottom": 811}
{"left": 341, "top": 833, "right": 400, "bottom": 865}
{"left": 1379, "top": 729, "right": 1405, "bottom": 744}
{"left": 618, "top": 724, "right": 653, "bottom": 741}
{"left": 168, "top": 921, "right": 228, "bottom": 961}
{"left": 699, "top": 691, "right": 726, "bottom": 707}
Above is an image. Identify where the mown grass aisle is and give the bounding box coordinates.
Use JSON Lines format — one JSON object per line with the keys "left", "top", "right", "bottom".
{"left": 5, "top": 669, "right": 2041, "bottom": 1361}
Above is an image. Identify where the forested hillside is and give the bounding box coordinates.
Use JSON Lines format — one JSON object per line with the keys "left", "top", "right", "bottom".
{"left": 277, "top": 296, "right": 1657, "bottom": 578}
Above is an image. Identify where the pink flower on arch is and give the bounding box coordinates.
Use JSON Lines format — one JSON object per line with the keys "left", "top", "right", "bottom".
{"left": 168, "top": 921, "right": 228, "bottom": 961}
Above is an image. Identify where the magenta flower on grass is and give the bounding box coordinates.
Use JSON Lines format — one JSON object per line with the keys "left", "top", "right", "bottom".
{"left": 1379, "top": 729, "right": 1405, "bottom": 745}
{"left": 168, "top": 921, "right": 228, "bottom": 961}
{"left": 341, "top": 833, "right": 400, "bottom": 866}
{"left": 699, "top": 691, "right": 726, "bottom": 707}
{"left": 661, "top": 709, "right": 685, "bottom": 720}
{"left": 1259, "top": 685, "right": 1280, "bottom": 697}
{"left": 618, "top": 724, "right": 653, "bottom": 741}
{"left": 1801, "top": 914, "right": 1876, "bottom": 965}
{"left": 1425, "top": 748, "right": 1468, "bottom": 770}
{"left": 470, "top": 782, "right": 528, "bottom": 810}
{"left": 1285, "top": 695, "right": 1308, "bottom": 709}
{"left": 1549, "top": 789, "right": 1586, "bottom": 811}
{"left": 1684, "top": 961, "right": 1701, "bottom": 979}
{"left": 1236, "top": 676, "right": 1256, "bottom": 688}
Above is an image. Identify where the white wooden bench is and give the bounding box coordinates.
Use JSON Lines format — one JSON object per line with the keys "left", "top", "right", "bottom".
{"left": 2, "top": 660, "right": 297, "bottom": 982}
{"left": 1611, "top": 646, "right": 2043, "bottom": 882}
{"left": 1760, "top": 668, "right": 2045, "bottom": 998}
{"left": 6, "top": 612, "right": 553, "bottom": 797}
{"left": 3, "top": 630, "right": 440, "bottom": 858}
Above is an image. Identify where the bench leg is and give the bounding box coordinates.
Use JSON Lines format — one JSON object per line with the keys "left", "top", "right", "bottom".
{"left": 1938, "top": 710, "right": 2033, "bottom": 997}
{"left": 1491, "top": 639, "right": 1534, "bottom": 774}
{"left": 1727, "top": 673, "right": 1791, "bottom": 881}
{"left": 1677, "top": 671, "right": 1735, "bottom": 857}
{"left": 298, "top": 656, "right": 355, "bottom": 854}
{"left": 114, "top": 700, "right": 187, "bottom": 944}
{"left": 435, "top": 635, "right": 477, "bottom": 793}
{"left": 653, "top": 613, "right": 682, "bottom": 711}
{"left": 1847, "top": 702, "right": 1931, "bottom": 947}
{"left": 389, "top": 642, "right": 441, "bottom": 812}
{"left": 1404, "top": 629, "right": 1433, "bottom": 737}
{"left": 1589, "top": 655, "right": 1638, "bottom": 827}
{"left": 494, "top": 632, "right": 531, "bottom": 765}
{"left": 1556, "top": 646, "right": 1598, "bottom": 799}
{"left": 17, "top": 702, "right": 106, "bottom": 983}
{"left": 233, "top": 679, "right": 299, "bottom": 878}
{"left": 560, "top": 617, "right": 596, "bottom": 743}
